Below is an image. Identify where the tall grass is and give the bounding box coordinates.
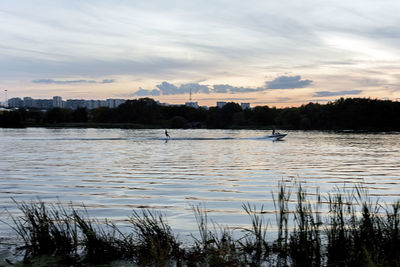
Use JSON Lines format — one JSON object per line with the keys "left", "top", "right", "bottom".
{"left": 4, "top": 184, "right": 400, "bottom": 266}
{"left": 240, "top": 203, "right": 270, "bottom": 266}
{"left": 272, "top": 182, "right": 290, "bottom": 266}
{"left": 129, "top": 209, "right": 182, "bottom": 266}
{"left": 288, "top": 184, "right": 322, "bottom": 266}
{"left": 73, "top": 208, "right": 129, "bottom": 264}
{"left": 9, "top": 199, "right": 78, "bottom": 263}
{"left": 189, "top": 205, "right": 241, "bottom": 266}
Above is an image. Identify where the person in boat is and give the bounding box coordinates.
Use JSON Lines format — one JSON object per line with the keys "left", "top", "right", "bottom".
{"left": 165, "top": 129, "right": 170, "bottom": 139}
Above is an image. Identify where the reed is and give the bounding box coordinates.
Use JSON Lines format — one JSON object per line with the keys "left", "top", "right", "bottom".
{"left": 129, "top": 209, "right": 182, "bottom": 266}
{"left": 72, "top": 208, "right": 128, "bottom": 263}
{"left": 272, "top": 182, "right": 291, "bottom": 266}
{"left": 382, "top": 201, "right": 400, "bottom": 266}
{"left": 4, "top": 184, "right": 400, "bottom": 266}
{"left": 240, "top": 203, "right": 270, "bottom": 266}
{"left": 288, "top": 184, "right": 322, "bottom": 267}
{"left": 8, "top": 199, "right": 78, "bottom": 264}
{"left": 189, "top": 205, "right": 241, "bottom": 266}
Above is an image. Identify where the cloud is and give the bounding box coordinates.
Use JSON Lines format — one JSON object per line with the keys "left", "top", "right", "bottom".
{"left": 101, "top": 79, "right": 115, "bottom": 83}
{"left": 200, "top": 97, "right": 257, "bottom": 101}
{"left": 133, "top": 82, "right": 210, "bottom": 96}
{"left": 266, "top": 75, "right": 312, "bottom": 89}
{"left": 133, "top": 76, "right": 314, "bottom": 96}
{"left": 155, "top": 82, "right": 210, "bottom": 95}
{"left": 213, "top": 84, "right": 260, "bottom": 93}
{"left": 212, "top": 84, "right": 229, "bottom": 93}
{"left": 155, "top": 82, "right": 179, "bottom": 95}
{"left": 32, "top": 78, "right": 116, "bottom": 84}
{"left": 355, "top": 78, "right": 386, "bottom": 87}
{"left": 3, "top": 0, "right": 400, "bottom": 108}
{"left": 313, "top": 90, "right": 363, "bottom": 97}
{"left": 134, "top": 88, "right": 160, "bottom": 97}
{"left": 179, "top": 83, "right": 210, "bottom": 94}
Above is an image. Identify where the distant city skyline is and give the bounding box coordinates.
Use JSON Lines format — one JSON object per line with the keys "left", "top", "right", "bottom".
{"left": 6, "top": 95, "right": 251, "bottom": 110}
{"left": 6, "top": 95, "right": 127, "bottom": 110}
{"left": 1, "top": 1, "right": 400, "bottom": 107}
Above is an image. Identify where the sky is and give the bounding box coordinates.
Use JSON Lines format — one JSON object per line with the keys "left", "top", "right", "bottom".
{"left": 1, "top": 0, "right": 400, "bottom": 107}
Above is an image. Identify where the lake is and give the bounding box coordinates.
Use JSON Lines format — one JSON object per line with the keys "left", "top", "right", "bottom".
{"left": 1, "top": 128, "right": 400, "bottom": 239}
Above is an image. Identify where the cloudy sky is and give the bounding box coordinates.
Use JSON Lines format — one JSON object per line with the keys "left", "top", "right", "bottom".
{"left": 1, "top": 0, "right": 400, "bottom": 107}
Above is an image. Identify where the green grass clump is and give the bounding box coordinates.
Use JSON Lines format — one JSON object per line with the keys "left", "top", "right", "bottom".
{"left": 4, "top": 184, "right": 400, "bottom": 266}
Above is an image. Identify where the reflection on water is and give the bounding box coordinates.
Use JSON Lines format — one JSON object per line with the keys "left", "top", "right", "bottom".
{"left": 1, "top": 128, "right": 400, "bottom": 236}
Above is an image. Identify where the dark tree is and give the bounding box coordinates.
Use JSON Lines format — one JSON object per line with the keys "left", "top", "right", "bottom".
{"left": 2, "top": 97, "right": 400, "bottom": 131}
{"left": 72, "top": 107, "right": 88, "bottom": 123}
{"left": 0, "top": 110, "right": 25, "bottom": 127}
{"left": 44, "top": 108, "right": 72, "bottom": 124}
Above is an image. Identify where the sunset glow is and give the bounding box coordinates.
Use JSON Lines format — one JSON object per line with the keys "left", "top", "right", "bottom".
{"left": 1, "top": 1, "right": 400, "bottom": 107}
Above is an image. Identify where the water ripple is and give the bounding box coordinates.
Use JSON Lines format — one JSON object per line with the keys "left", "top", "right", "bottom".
{"left": 1, "top": 128, "right": 400, "bottom": 235}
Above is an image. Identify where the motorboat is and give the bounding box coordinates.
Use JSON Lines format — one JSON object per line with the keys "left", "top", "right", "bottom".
{"left": 268, "top": 133, "right": 287, "bottom": 140}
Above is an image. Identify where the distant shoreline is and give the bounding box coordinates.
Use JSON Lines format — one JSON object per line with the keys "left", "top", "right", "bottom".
{"left": 4, "top": 123, "right": 400, "bottom": 133}
{"left": 2, "top": 97, "right": 400, "bottom": 131}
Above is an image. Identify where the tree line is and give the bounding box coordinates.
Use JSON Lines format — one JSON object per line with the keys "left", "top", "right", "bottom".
{"left": 1, "top": 97, "right": 400, "bottom": 131}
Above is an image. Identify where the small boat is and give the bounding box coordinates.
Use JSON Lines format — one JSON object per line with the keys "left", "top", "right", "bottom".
{"left": 268, "top": 133, "right": 287, "bottom": 140}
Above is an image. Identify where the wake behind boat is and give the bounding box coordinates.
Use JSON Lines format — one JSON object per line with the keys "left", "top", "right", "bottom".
{"left": 267, "top": 133, "right": 287, "bottom": 140}
{"left": 159, "top": 130, "right": 287, "bottom": 141}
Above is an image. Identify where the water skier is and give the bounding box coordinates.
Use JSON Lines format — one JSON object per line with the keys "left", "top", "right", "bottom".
{"left": 165, "top": 129, "right": 170, "bottom": 139}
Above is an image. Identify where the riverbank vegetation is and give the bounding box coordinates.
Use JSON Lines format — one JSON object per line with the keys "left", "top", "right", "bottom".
{"left": 3, "top": 185, "right": 400, "bottom": 266}
{"left": 2, "top": 97, "right": 400, "bottom": 131}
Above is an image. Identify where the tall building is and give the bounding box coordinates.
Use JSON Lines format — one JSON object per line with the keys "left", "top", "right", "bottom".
{"left": 53, "top": 96, "right": 63, "bottom": 108}
{"left": 87, "top": 100, "right": 101, "bottom": 109}
{"left": 23, "top": 97, "right": 34, "bottom": 108}
{"left": 35, "top": 99, "right": 53, "bottom": 109}
{"left": 65, "top": 99, "right": 86, "bottom": 110}
{"left": 8, "top": 97, "right": 24, "bottom": 108}
{"left": 106, "top": 99, "right": 126, "bottom": 108}
{"left": 185, "top": 102, "right": 199, "bottom": 108}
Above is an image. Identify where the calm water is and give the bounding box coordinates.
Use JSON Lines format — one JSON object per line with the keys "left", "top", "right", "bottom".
{"left": 1, "top": 128, "right": 400, "bottom": 238}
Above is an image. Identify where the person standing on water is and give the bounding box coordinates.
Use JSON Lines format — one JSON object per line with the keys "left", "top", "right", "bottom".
{"left": 165, "top": 129, "right": 170, "bottom": 139}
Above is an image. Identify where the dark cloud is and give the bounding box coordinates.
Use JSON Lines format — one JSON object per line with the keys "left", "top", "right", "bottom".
{"left": 177, "top": 83, "right": 210, "bottom": 94}
{"left": 213, "top": 84, "right": 229, "bottom": 93}
{"left": 313, "top": 90, "right": 363, "bottom": 97}
{"left": 133, "top": 75, "right": 313, "bottom": 96}
{"left": 371, "top": 27, "right": 400, "bottom": 39}
{"left": 155, "top": 82, "right": 179, "bottom": 95}
{"left": 0, "top": 55, "right": 207, "bottom": 80}
{"left": 156, "top": 82, "right": 209, "bottom": 95}
{"left": 133, "top": 82, "right": 210, "bottom": 96}
{"left": 134, "top": 88, "right": 160, "bottom": 97}
{"left": 266, "top": 75, "right": 312, "bottom": 89}
{"left": 200, "top": 97, "right": 257, "bottom": 101}
{"left": 101, "top": 79, "right": 115, "bottom": 83}
{"left": 320, "top": 60, "right": 358, "bottom": 66}
{"left": 32, "top": 78, "right": 116, "bottom": 84}
{"left": 213, "top": 84, "right": 259, "bottom": 93}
